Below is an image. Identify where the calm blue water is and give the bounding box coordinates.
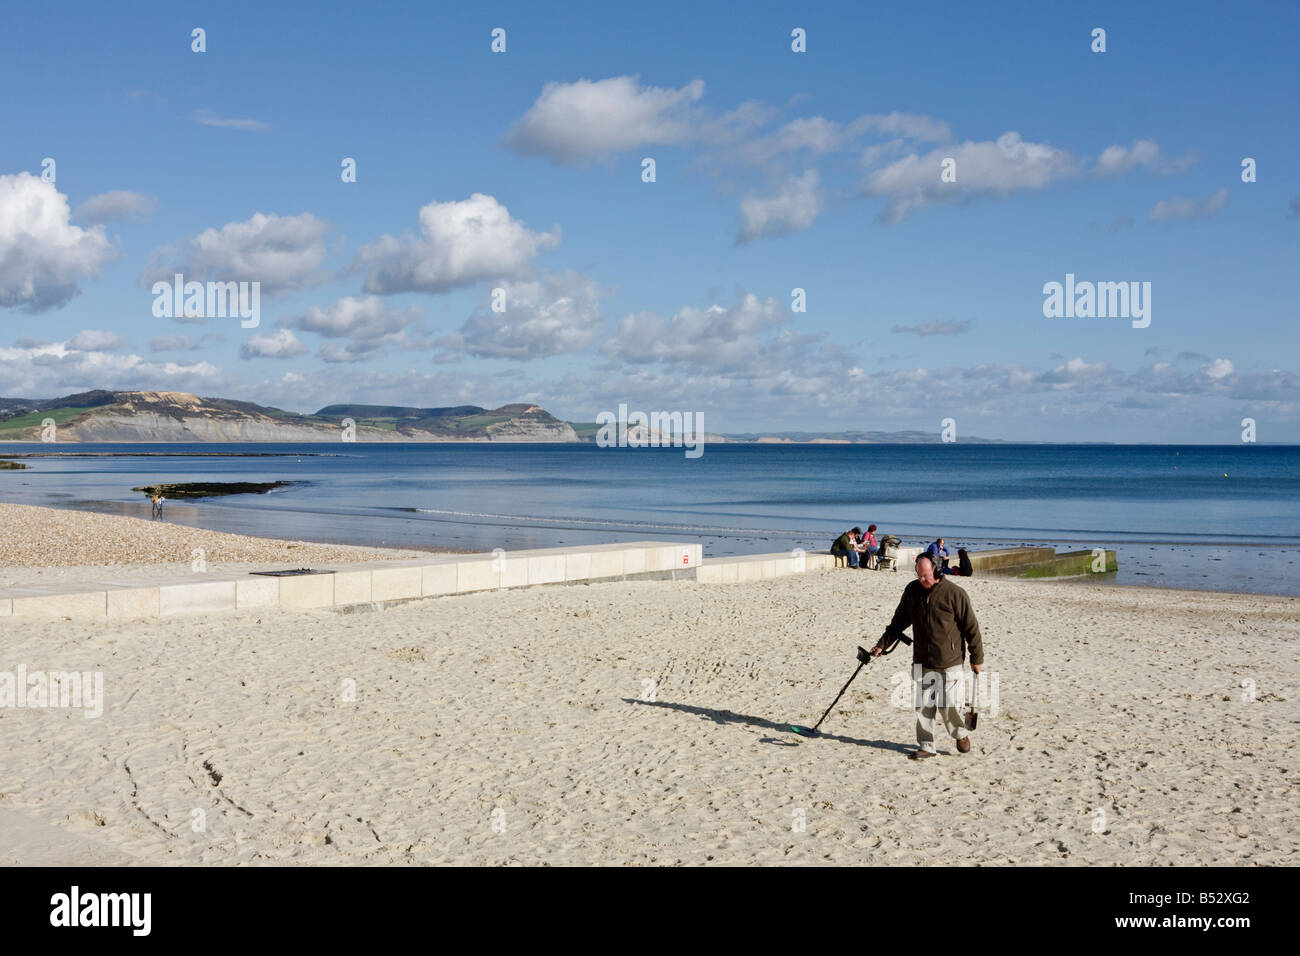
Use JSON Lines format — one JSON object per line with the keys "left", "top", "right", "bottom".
{"left": 1, "top": 442, "right": 1298, "bottom": 596}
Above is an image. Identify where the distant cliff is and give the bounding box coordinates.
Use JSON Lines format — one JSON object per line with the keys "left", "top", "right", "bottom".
{"left": 0, "top": 390, "right": 1004, "bottom": 443}
{"left": 0, "top": 391, "right": 579, "bottom": 442}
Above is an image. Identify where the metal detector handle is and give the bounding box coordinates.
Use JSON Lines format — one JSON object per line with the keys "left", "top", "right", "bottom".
{"left": 870, "top": 631, "right": 912, "bottom": 658}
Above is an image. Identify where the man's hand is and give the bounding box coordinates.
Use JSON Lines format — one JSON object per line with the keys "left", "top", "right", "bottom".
{"left": 871, "top": 646, "right": 883, "bottom": 657}
{"left": 971, "top": 662, "right": 983, "bottom": 674}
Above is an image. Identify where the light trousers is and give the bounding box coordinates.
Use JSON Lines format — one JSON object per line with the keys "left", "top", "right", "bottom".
{"left": 916, "top": 664, "right": 969, "bottom": 753}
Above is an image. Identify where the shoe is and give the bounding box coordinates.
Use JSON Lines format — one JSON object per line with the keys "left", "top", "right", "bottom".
{"left": 908, "top": 748, "right": 937, "bottom": 760}
{"left": 956, "top": 736, "right": 971, "bottom": 753}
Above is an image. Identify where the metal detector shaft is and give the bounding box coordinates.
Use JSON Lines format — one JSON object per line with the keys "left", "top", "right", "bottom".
{"left": 808, "top": 659, "right": 867, "bottom": 733}
{"left": 793, "top": 637, "right": 909, "bottom": 738}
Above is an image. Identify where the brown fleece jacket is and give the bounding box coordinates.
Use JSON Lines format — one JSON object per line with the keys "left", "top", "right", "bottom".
{"left": 874, "top": 576, "right": 984, "bottom": 669}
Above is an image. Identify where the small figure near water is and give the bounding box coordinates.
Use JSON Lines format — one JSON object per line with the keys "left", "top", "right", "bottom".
{"left": 150, "top": 494, "right": 164, "bottom": 519}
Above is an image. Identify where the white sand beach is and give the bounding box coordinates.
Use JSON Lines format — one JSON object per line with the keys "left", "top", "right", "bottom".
{"left": 1, "top": 508, "right": 1297, "bottom": 866}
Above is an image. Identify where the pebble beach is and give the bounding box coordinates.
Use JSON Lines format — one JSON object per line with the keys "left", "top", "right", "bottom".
{"left": 0, "top": 502, "right": 430, "bottom": 589}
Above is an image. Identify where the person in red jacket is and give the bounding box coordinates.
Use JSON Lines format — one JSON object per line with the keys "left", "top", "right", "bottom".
{"left": 854, "top": 524, "right": 880, "bottom": 569}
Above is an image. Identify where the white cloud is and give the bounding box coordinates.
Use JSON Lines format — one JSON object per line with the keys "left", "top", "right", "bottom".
{"left": 1096, "top": 140, "right": 1160, "bottom": 175}
{"left": 603, "top": 294, "right": 788, "bottom": 370}
{"left": 1038, "top": 356, "right": 1113, "bottom": 386}
{"left": 188, "top": 109, "right": 270, "bottom": 131}
{"left": 140, "top": 211, "right": 330, "bottom": 294}
{"left": 0, "top": 339, "right": 224, "bottom": 394}
{"left": 849, "top": 112, "right": 952, "bottom": 143}
{"left": 1205, "top": 358, "right": 1234, "bottom": 380}
{"left": 239, "top": 329, "right": 306, "bottom": 359}
{"left": 861, "top": 131, "right": 1078, "bottom": 224}
{"left": 1093, "top": 139, "right": 1193, "bottom": 176}
{"left": 730, "top": 117, "right": 844, "bottom": 166}
{"left": 283, "top": 296, "right": 421, "bottom": 341}
{"left": 65, "top": 329, "right": 127, "bottom": 351}
{"left": 1149, "top": 188, "right": 1229, "bottom": 221}
{"left": 149, "top": 334, "right": 204, "bottom": 352}
{"left": 74, "top": 190, "right": 159, "bottom": 224}
{"left": 505, "top": 76, "right": 705, "bottom": 164}
{"left": 437, "top": 270, "right": 605, "bottom": 360}
{"left": 736, "top": 171, "right": 822, "bottom": 244}
{"left": 723, "top": 112, "right": 949, "bottom": 169}
{"left": 356, "top": 194, "right": 560, "bottom": 295}
{"left": 891, "top": 319, "right": 972, "bottom": 336}
{"left": 317, "top": 342, "right": 374, "bottom": 363}
{"left": 0, "top": 172, "right": 117, "bottom": 313}
{"left": 1129, "top": 356, "right": 1245, "bottom": 399}
{"left": 1227, "top": 368, "right": 1299, "bottom": 403}
{"left": 281, "top": 295, "right": 430, "bottom": 362}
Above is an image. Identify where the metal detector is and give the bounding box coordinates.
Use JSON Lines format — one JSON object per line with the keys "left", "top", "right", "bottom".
{"left": 789, "top": 633, "right": 911, "bottom": 738}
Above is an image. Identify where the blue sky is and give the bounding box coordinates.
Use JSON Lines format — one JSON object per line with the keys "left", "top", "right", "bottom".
{"left": 1, "top": 0, "right": 1297, "bottom": 441}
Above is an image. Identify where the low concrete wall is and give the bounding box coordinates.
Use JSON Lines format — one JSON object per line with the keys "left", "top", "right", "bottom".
{"left": 966, "top": 547, "right": 1056, "bottom": 572}
{"left": 0, "top": 540, "right": 1119, "bottom": 617}
{"left": 1004, "top": 548, "right": 1117, "bottom": 578}
{"left": 0, "top": 541, "right": 703, "bottom": 619}
{"left": 699, "top": 544, "right": 1117, "bottom": 585}
{"left": 695, "top": 550, "right": 837, "bottom": 584}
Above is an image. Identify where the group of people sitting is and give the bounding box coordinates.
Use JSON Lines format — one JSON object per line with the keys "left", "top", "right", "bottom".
{"left": 830, "top": 525, "right": 883, "bottom": 569}
{"left": 831, "top": 529, "right": 973, "bottom": 576}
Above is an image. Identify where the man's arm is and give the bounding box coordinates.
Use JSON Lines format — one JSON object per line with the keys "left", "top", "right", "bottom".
{"left": 956, "top": 589, "right": 984, "bottom": 667}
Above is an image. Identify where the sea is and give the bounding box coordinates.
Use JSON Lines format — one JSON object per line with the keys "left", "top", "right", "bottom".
{"left": 1, "top": 441, "right": 1297, "bottom": 597}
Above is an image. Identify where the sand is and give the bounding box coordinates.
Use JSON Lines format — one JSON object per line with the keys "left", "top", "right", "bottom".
{"left": 0, "top": 502, "right": 429, "bottom": 588}
{"left": 1, "top": 531, "right": 1297, "bottom": 865}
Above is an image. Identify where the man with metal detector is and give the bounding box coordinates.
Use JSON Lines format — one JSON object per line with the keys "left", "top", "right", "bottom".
{"left": 871, "top": 552, "right": 984, "bottom": 760}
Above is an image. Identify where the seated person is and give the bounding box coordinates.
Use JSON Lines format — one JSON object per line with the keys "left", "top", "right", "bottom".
{"left": 831, "top": 527, "right": 863, "bottom": 568}
{"left": 857, "top": 524, "right": 880, "bottom": 568}
{"left": 926, "top": 537, "right": 951, "bottom": 574}
{"left": 956, "top": 547, "right": 973, "bottom": 577}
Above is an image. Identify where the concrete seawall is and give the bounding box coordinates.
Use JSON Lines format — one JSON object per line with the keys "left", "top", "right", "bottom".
{"left": 0, "top": 542, "right": 701, "bottom": 619}
{"left": 0, "top": 542, "right": 1116, "bottom": 619}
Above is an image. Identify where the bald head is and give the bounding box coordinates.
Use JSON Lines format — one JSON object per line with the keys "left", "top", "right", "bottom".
{"left": 915, "top": 554, "right": 939, "bottom": 588}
